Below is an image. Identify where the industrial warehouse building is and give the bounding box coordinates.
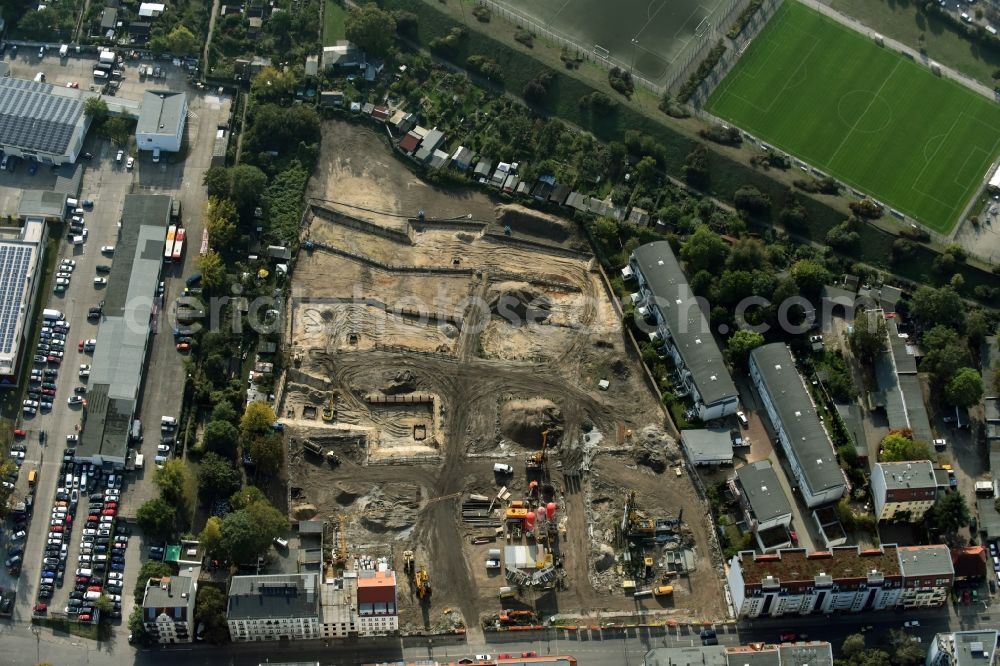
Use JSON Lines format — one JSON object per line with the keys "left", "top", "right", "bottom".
{"left": 625, "top": 241, "right": 738, "bottom": 421}
{"left": 0, "top": 77, "right": 93, "bottom": 165}
{"left": 76, "top": 195, "right": 170, "bottom": 468}
{"left": 749, "top": 343, "right": 847, "bottom": 508}
{"left": 0, "top": 219, "right": 47, "bottom": 387}
{"left": 136, "top": 91, "right": 187, "bottom": 153}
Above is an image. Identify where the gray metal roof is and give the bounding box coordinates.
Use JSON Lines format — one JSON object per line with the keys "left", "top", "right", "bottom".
{"left": 982, "top": 337, "right": 998, "bottom": 400}
{"left": 875, "top": 461, "right": 936, "bottom": 490}
{"left": 227, "top": 574, "right": 318, "bottom": 620}
{"left": 976, "top": 498, "right": 1000, "bottom": 540}
{"left": 680, "top": 428, "right": 733, "bottom": 462}
{"left": 0, "top": 77, "right": 87, "bottom": 155}
{"left": 734, "top": 460, "right": 792, "bottom": 525}
{"left": 952, "top": 631, "right": 1000, "bottom": 666}
{"left": 644, "top": 647, "right": 727, "bottom": 666}
{"left": 137, "top": 91, "right": 186, "bottom": 137}
{"left": 631, "top": 241, "right": 738, "bottom": 408}
{"left": 749, "top": 344, "right": 845, "bottom": 498}
{"left": 776, "top": 643, "right": 834, "bottom": 666}
{"left": 142, "top": 575, "right": 194, "bottom": 612}
{"left": 871, "top": 315, "right": 934, "bottom": 442}
{"left": 78, "top": 195, "right": 169, "bottom": 463}
{"left": 896, "top": 544, "right": 954, "bottom": 578}
{"left": 415, "top": 129, "right": 444, "bottom": 162}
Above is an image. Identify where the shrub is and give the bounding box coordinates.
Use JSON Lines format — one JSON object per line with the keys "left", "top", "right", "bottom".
{"left": 698, "top": 123, "right": 741, "bottom": 146}
{"left": 466, "top": 55, "right": 504, "bottom": 82}
{"left": 578, "top": 91, "right": 617, "bottom": 114}
{"left": 727, "top": 0, "right": 764, "bottom": 39}
{"left": 677, "top": 40, "right": 727, "bottom": 103}
{"left": 734, "top": 185, "right": 771, "bottom": 216}
{"left": 429, "top": 26, "right": 466, "bottom": 55}
{"left": 471, "top": 5, "right": 490, "bottom": 22}
{"left": 514, "top": 27, "right": 533, "bottom": 47}
{"left": 522, "top": 69, "right": 554, "bottom": 102}
{"left": 608, "top": 66, "right": 635, "bottom": 98}
{"left": 848, "top": 198, "right": 883, "bottom": 219}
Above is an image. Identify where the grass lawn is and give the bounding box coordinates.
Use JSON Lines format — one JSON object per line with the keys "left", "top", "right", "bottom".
{"left": 323, "top": 0, "right": 347, "bottom": 46}
{"left": 707, "top": 1, "right": 1000, "bottom": 233}
{"left": 832, "top": 0, "right": 1000, "bottom": 88}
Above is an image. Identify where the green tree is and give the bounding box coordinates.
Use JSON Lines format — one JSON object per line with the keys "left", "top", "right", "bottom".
{"left": 205, "top": 198, "right": 238, "bottom": 246}
{"left": 923, "top": 343, "right": 971, "bottom": 384}
{"left": 230, "top": 485, "right": 267, "bottom": 510}
{"left": 926, "top": 491, "right": 970, "bottom": 538}
{"left": 249, "top": 65, "right": 302, "bottom": 102}
{"left": 345, "top": 4, "right": 397, "bottom": 56}
{"left": 841, "top": 633, "right": 867, "bottom": 659}
{"left": 890, "top": 629, "right": 925, "bottom": 666}
{"left": 203, "top": 167, "right": 232, "bottom": 200}
{"left": 154, "top": 459, "right": 190, "bottom": 506}
{"left": 84, "top": 97, "right": 109, "bottom": 124}
{"left": 136, "top": 498, "right": 176, "bottom": 539}
{"left": 211, "top": 401, "right": 239, "bottom": 425}
{"left": 102, "top": 117, "right": 134, "bottom": 146}
{"left": 634, "top": 155, "right": 658, "bottom": 185}
{"left": 241, "top": 401, "right": 276, "bottom": 439}
{"left": 910, "top": 285, "right": 965, "bottom": 330}
{"left": 228, "top": 164, "right": 268, "bottom": 215}
{"left": 199, "top": 250, "right": 226, "bottom": 289}
{"left": 250, "top": 433, "right": 284, "bottom": 476}
{"left": 850, "top": 312, "right": 887, "bottom": 364}
{"left": 199, "top": 516, "right": 223, "bottom": 555}
{"left": 198, "top": 452, "right": 242, "bottom": 501}
{"left": 94, "top": 594, "right": 114, "bottom": 617}
{"left": 790, "top": 259, "right": 831, "bottom": 298}
{"left": 945, "top": 367, "right": 984, "bottom": 407}
{"left": 879, "top": 431, "right": 933, "bottom": 462}
{"left": 220, "top": 502, "right": 287, "bottom": 563}
{"left": 167, "top": 25, "right": 199, "bottom": 55}
{"left": 0, "top": 460, "right": 16, "bottom": 518}
{"left": 733, "top": 186, "right": 771, "bottom": 215}
{"left": 681, "top": 225, "right": 729, "bottom": 274}
{"left": 195, "top": 586, "right": 231, "bottom": 644}
{"left": 726, "top": 330, "right": 765, "bottom": 368}
{"left": 726, "top": 238, "right": 767, "bottom": 271}
{"left": 202, "top": 420, "right": 239, "bottom": 456}
{"left": 133, "top": 561, "right": 172, "bottom": 603}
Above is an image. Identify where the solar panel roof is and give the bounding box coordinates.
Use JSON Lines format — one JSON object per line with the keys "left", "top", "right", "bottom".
{"left": 0, "top": 78, "right": 85, "bottom": 155}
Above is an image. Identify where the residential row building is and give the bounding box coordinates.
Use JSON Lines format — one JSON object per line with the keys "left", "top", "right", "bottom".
{"left": 729, "top": 460, "right": 793, "bottom": 552}
{"left": 749, "top": 343, "right": 847, "bottom": 508}
{"left": 625, "top": 241, "right": 739, "bottom": 421}
{"left": 871, "top": 460, "right": 938, "bottom": 521}
{"left": 643, "top": 641, "right": 834, "bottom": 666}
{"left": 727, "top": 543, "right": 954, "bottom": 618}
{"left": 141, "top": 573, "right": 197, "bottom": 643}
{"left": 227, "top": 570, "right": 398, "bottom": 642}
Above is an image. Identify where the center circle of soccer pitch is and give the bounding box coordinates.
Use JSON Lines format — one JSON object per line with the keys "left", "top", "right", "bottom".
{"left": 837, "top": 90, "right": 892, "bottom": 134}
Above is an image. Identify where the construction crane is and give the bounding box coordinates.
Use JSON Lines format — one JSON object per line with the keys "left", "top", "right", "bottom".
{"left": 415, "top": 566, "right": 430, "bottom": 599}
{"left": 525, "top": 429, "right": 551, "bottom": 469}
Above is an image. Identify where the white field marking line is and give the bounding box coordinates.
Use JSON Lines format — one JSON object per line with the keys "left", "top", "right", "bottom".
{"left": 550, "top": 0, "right": 575, "bottom": 24}
{"left": 952, "top": 147, "right": 991, "bottom": 191}
{"left": 912, "top": 111, "right": 1000, "bottom": 207}
{"left": 825, "top": 59, "right": 902, "bottom": 170}
{"left": 719, "top": 39, "right": 820, "bottom": 115}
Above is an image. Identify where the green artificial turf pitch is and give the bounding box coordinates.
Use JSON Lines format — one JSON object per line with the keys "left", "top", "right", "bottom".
{"left": 706, "top": 1, "right": 1000, "bottom": 233}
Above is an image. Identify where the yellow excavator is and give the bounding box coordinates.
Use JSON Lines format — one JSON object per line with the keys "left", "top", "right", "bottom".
{"left": 415, "top": 567, "right": 430, "bottom": 599}
{"left": 321, "top": 397, "right": 335, "bottom": 422}
{"left": 525, "top": 429, "right": 550, "bottom": 469}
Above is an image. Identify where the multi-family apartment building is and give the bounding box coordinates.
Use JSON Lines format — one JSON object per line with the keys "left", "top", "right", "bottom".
{"left": 141, "top": 574, "right": 197, "bottom": 644}
{"left": 625, "top": 241, "right": 739, "bottom": 421}
{"left": 727, "top": 543, "right": 953, "bottom": 618}
{"left": 356, "top": 570, "right": 398, "bottom": 635}
{"left": 729, "top": 461, "right": 794, "bottom": 552}
{"left": 644, "top": 642, "right": 834, "bottom": 666}
{"left": 749, "top": 343, "right": 847, "bottom": 508}
{"left": 227, "top": 574, "right": 319, "bottom": 642}
{"left": 871, "top": 461, "right": 938, "bottom": 521}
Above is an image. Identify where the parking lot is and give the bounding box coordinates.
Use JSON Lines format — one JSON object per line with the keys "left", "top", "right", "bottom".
{"left": 2, "top": 48, "right": 232, "bottom": 631}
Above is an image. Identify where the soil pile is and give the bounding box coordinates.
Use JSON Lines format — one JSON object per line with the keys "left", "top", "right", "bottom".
{"left": 632, "top": 425, "right": 680, "bottom": 473}
{"left": 359, "top": 485, "right": 420, "bottom": 532}
{"left": 291, "top": 503, "right": 318, "bottom": 520}
{"left": 487, "top": 283, "right": 552, "bottom": 327}
{"left": 499, "top": 398, "right": 563, "bottom": 447}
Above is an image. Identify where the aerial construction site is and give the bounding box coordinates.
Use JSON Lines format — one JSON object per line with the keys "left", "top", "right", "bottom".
{"left": 279, "top": 122, "right": 728, "bottom": 637}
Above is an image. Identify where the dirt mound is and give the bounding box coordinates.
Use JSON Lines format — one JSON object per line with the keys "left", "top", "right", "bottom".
{"left": 499, "top": 398, "right": 563, "bottom": 447}
{"left": 496, "top": 204, "right": 572, "bottom": 242}
{"left": 632, "top": 425, "right": 680, "bottom": 473}
{"left": 359, "top": 485, "right": 420, "bottom": 533}
{"left": 487, "top": 283, "right": 551, "bottom": 327}
{"left": 383, "top": 370, "right": 417, "bottom": 395}
{"left": 335, "top": 482, "right": 367, "bottom": 505}
{"left": 291, "top": 503, "right": 318, "bottom": 520}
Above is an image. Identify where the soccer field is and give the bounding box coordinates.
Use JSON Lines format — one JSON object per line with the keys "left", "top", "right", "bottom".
{"left": 706, "top": 1, "right": 1000, "bottom": 233}
{"left": 496, "top": 0, "right": 728, "bottom": 84}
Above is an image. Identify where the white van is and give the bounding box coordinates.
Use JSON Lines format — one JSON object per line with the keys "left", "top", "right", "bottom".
{"left": 59, "top": 44, "right": 69, "bottom": 58}
{"left": 64, "top": 473, "right": 73, "bottom": 487}
{"left": 93, "top": 70, "right": 108, "bottom": 80}
{"left": 84, "top": 590, "right": 102, "bottom": 601}
{"left": 43, "top": 308, "right": 65, "bottom": 321}
{"left": 65, "top": 198, "right": 79, "bottom": 209}
{"left": 72, "top": 235, "right": 85, "bottom": 246}
{"left": 161, "top": 415, "right": 177, "bottom": 430}
{"left": 134, "top": 453, "right": 144, "bottom": 469}
{"left": 274, "top": 537, "right": 289, "bottom": 549}
{"left": 493, "top": 463, "right": 514, "bottom": 475}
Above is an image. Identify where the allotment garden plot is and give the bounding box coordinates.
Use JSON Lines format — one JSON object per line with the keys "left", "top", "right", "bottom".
{"left": 494, "top": 0, "right": 729, "bottom": 84}
{"left": 706, "top": 0, "right": 1000, "bottom": 233}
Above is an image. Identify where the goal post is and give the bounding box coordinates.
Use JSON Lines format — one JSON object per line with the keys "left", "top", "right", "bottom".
{"left": 592, "top": 44, "right": 610, "bottom": 60}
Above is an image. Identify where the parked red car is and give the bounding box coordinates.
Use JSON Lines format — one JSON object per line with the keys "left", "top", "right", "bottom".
{"left": 14, "top": 428, "right": 27, "bottom": 438}
{"left": 102, "top": 509, "right": 116, "bottom": 516}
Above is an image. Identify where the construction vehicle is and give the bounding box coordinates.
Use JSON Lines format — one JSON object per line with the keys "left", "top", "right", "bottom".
{"left": 526, "top": 429, "right": 550, "bottom": 469}
{"left": 415, "top": 567, "right": 430, "bottom": 599}
{"left": 403, "top": 550, "right": 415, "bottom": 575}
{"left": 321, "top": 398, "right": 334, "bottom": 422}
